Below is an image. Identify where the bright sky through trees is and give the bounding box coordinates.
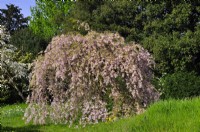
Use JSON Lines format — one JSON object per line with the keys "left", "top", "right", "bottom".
{"left": 0, "top": 0, "right": 35, "bottom": 17}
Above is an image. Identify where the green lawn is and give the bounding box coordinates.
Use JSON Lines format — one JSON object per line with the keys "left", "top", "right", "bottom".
{"left": 1, "top": 98, "right": 200, "bottom": 132}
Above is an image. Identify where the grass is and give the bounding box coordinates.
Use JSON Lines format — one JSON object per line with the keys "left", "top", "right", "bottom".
{"left": 1, "top": 98, "right": 200, "bottom": 131}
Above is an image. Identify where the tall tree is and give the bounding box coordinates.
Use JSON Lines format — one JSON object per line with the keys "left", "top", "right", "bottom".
{"left": 30, "top": 0, "right": 74, "bottom": 41}
{"left": 71, "top": 0, "right": 200, "bottom": 75}
{"left": 0, "top": 4, "right": 29, "bottom": 34}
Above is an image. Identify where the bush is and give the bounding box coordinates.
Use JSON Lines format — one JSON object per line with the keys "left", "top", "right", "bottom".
{"left": 158, "top": 72, "right": 200, "bottom": 99}
{"left": 24, "top": 32, "right": 159, "bottom": 125}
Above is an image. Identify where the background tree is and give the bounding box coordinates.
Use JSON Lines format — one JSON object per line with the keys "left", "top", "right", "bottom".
{"left": 71, "top": 0, "right": 200, "bottom": 75}
{"left": 71, "top": 1, "right": 144, "bottom": 42}
{"left": 30, "top": 0, "right": 74, "bottom": 41}
{"left": 69, "top": 0, "right": 200, "bottom": 99}
{"left": 0, "top": 4, "right": 28, "bottom": 34}
{"left": 10, "top": 27, "right": 48, "bottom": 59}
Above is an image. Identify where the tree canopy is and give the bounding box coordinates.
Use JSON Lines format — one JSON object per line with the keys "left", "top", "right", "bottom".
{"left": 0, "top": 4, "right": 29, "bottom": 34}
{"left": 29, "top": 0, "right": 74, "bottom": 41}
{"left": 70, "top": 0, "right": 200, "bottom": 75}
{"left": 10, "top": 27, "right": 48, "bottom": 58}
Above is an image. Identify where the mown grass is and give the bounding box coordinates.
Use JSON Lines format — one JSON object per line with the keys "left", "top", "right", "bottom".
{"left": 1, "top": 98, "right": 200, "bottom": 132}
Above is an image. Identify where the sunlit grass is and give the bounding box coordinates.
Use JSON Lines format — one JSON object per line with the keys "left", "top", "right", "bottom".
{"left": 1, "top": 98, "right": 200, "bottom": 131}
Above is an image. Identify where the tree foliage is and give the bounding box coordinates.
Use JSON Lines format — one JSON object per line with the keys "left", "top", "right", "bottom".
{"left": 158, "top": 71, "right": 200, "bottom": 99}
{"left": 30, "top": 0, "right": 74, "bottom": 41}
{"left": 0, "top": 4, "right": 28, "bottom": 34}
{"left": 143, "top": 28, "right": 200, "bottom": 75}
{"left": 0, "top": 25, "right": 29, "bottom": 103}
{"left": 24, "top": 32, "right": 159, "bottom": 125}
{"left": 71, "top": 0, "right": 200, "bottom": 75}
{"left": 10, "top": 27, "right": 48, "bottom": 59}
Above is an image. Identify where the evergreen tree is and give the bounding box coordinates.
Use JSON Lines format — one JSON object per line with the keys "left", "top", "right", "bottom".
{"left": 0, "top": 4, "right": 28, "bottom": 34}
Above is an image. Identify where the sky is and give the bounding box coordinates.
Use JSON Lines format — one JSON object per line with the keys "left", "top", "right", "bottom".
{"left": 0, "top": 0, "right": 36, "bottom": 17}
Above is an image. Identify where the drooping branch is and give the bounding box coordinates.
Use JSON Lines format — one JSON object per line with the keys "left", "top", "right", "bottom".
{"left": 25, "top": 31, "right": 159, "bottom": 125}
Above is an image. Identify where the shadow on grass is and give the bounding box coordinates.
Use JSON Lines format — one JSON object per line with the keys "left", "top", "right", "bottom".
{"left": 1, "top": 125, "right": 42, "bottom": 132}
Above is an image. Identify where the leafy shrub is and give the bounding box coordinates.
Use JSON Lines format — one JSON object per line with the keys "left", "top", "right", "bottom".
{"left": 0, "top": 25, "right": 29, "bottom": 103}
{"left": 24, "top": 32, "right": 159, "bottom": 125}
{"left": 158, "top": 72, "right": 200, "bottom": 99}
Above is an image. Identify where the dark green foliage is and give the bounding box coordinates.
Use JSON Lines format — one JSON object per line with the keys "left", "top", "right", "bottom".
{"left": 0, "top": 4, "right": 28, "bottom": 34}
{"left": 143, "top": 28, "right": 200, "bottom": 75}
{"left": 10, "top": 28, "right": 48, "bottom": 59}
{"left": 159, "top": 72, "right": 200, "bottom": 99}
{"left": 71, "top": 0, "right": 200, "bottom": 75}
{"left": 69, "top": 0, "right": 200, "bottom": 100}
{"left": 0, "top": 85, "right": 24, "bottom": 104}
{"left": 71, "top": 1, "right": 143, "bottom": 41}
